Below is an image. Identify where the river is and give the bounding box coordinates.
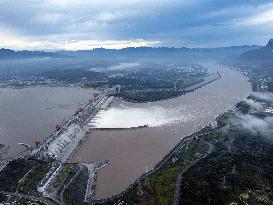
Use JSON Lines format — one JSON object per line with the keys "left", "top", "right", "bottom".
{"left": 71, "top": 64, "right": 252, "bottom": 199}
{"left": 0, "top": 87, "right": 95, "bottom": 157}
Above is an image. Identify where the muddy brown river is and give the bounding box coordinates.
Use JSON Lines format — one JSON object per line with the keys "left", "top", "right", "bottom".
{"left": 71, "top": 64, "right": 252, "bottom": 199}
{"left": 0, "top": 87, "right": 95, "bottom": 157}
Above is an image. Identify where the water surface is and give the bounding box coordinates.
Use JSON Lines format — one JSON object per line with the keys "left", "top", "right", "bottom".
{"left": 0, "top": 87, "right": 94, "bottom": 156}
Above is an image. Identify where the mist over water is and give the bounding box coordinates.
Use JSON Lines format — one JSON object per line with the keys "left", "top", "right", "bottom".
{"left": 107, "top": 62, "right": 141, "bottom": 71}
{"left": 93, "top": 105, "right": 192, "bottom": 128}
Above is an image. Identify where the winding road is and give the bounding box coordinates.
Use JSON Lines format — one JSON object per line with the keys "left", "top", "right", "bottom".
{"left": 173, "top": 139, "right": 214, "bottom": 205}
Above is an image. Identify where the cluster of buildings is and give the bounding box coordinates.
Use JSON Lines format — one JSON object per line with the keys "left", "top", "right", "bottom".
{"left": 43, "top": 122, "right": 82, "bottom": 160}
{"left": 0, "top": 77, "right": 60, "bottom": 88}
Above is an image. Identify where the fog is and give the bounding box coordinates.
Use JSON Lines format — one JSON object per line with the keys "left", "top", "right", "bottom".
{"left": 107, "top": 62, "right": 141, "bottom": 71}
{"left": 232, "top": 93, "right": 273, "bottom": 136}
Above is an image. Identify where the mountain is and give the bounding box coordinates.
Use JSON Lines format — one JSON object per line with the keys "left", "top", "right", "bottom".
{"left": 0, "top": 45, "right": 260, "bottom": 61}
{"left": 58, "top": 45, "right": 260, "bottom": 61}
{"left": 0, "top": 48, "right": 66, "bottom": 59}
{"left": 235, "top": 39, "right": 273, "bottom": 65}
{"left": 0, "top": 45, "right": 261, "bottom": 76}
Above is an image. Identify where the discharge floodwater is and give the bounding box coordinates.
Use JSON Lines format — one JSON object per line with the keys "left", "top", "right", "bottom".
{"left": 71, "top": 64, "right": 252, "bottom": 199}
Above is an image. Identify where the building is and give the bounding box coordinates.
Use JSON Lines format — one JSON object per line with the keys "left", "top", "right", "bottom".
{"left": 108, "top": 85, "right": 121, "bottom": 95}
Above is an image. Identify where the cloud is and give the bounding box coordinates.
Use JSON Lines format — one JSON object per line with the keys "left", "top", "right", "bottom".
{"left": 231, "top": 92, "right": 273, "bottom": 136}
{"left": 96, "top": 10, "right": 139, "bottom": 23}
{"left": 251, "top": 92, "right": 273, "bottom": 102}
{"left": 237, "top": 8, "right": 273, "bottom": 26}
{"left": 0, "top": 35, "right": 160, "bottom": 51}
{"left": 244, "top": 98, "right": 263, "bottom": 110}
{"left": 0, "top": 0, "right": 273, "bottom": 49}
{"left": 234, "top": 114, "right": 273, "bottom": 136}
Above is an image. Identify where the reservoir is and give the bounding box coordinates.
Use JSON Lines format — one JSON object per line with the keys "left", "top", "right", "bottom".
{"left": 71, "top": 64, "right": 252, "bottom": 199}
{"left": 0, "top": 87, "right": 95, "bottom": 157}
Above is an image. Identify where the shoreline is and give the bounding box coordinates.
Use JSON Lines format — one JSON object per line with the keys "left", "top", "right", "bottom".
{"left": 120, "top": 72, "right": 221, "bottom": 103}
{"left": 0, "top": 84, "right": 95, "bottom": 90}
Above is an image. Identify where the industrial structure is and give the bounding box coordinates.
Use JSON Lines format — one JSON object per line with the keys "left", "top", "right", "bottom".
{"left": 27, "top": 87, "right": 119, "bottom": 199}
{"left": 31, "top": 87, "right": 116, "bottom": 162}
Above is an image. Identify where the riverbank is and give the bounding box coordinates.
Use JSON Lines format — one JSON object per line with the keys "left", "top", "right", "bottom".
{"left": 119, "top": 72, "right": 221, "bottom": 103}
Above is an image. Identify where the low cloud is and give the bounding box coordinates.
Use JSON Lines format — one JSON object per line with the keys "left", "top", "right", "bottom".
{"left": 244, "top": 98, "right": 263, "bottom": 110}
{"left": 237, "top": 8, "right": 273, "bottom": 26}
{"left": 251, "top": 92, "right": 273, "bottom": 102}
{"left": 231, "top": 93, "right": 273, "bottom": 135}
{"left": 233, "top": 114, "right": 273, "bottom": 136}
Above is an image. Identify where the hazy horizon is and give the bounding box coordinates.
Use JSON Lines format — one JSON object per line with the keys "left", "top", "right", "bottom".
{"left": 0, "top": 43, "right": 265, "bottom": 52}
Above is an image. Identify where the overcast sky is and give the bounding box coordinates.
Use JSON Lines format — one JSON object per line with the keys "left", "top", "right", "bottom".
{"left": 0, "top": 0, "right": 273, "bottom": 50}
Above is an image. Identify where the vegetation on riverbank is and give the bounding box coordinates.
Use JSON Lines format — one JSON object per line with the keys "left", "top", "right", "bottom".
{"left": 119, "top": 90, "right": 184, "bottom": 102}
{"left": 63, "top": 166, "right": 88, "bottom": 205}
{"left": 180, "top": 132, "right": 273, "bottom": 205}
{"left": 53, "top": 164, "right": 73, "bottom": 189}
{"left": 17, "top": 162, "right": 50, "bottom": 195}
{"left": 0, "top": 159, "right": 42, "bottom": 192}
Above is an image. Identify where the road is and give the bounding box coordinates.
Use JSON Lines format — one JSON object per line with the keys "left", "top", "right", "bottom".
{"left": 58, "top": 164, "right": 83, "bottom": 205}
{"left": 0, "top": 191, "right": 57, "bottom": 205}
{"left": 173, "top": 139, "right": 214, "bottom": 205}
